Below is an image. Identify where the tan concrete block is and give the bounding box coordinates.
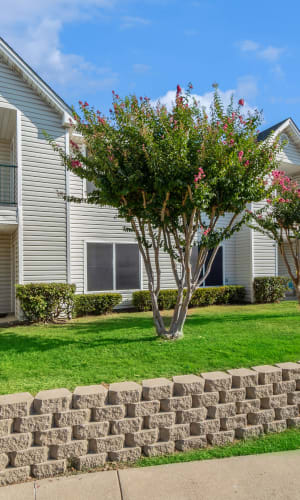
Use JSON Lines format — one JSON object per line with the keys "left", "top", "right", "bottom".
{"left": 35, "top": 427, "right": 72, "bottom": 446}
{"left": 0, "top": 419, "right": 12, "bottom": 436}
{"left": 73, "top": 453, "right": 107, "bottom": 470}
{"left": 176, "top": 436, "right": 207, "bottom": 451}
{"left": 31, "top": 459, "right": 66, "bottom": 479}
{"left": 144, "top": 412, "right": 176, "bottom": 428}
{"left": 192, "top": 392, "right": 219, "bottom": 408}
{"left": 176, "top": 407, "right": 207, "bottom": 424}
{"left": 125, "top": 429, "right": 158, "bottom": 447}
{"left": 275, "top": 362, "right": 300, "bottom": 381}
{"left": 92, "top": 405, "right": 125, "bottom": 422}
{"left": 142, "top": 378, "right": 173, "bottom": 401}
{"left": 159, "top": 424, "right": 190, "bottom": 441}
{"left": 143, "top": 441, "right": 175, "bottom": 457}
{"left": 109, "top": 447, "right": 141, "bottom": 462}
{"left": 14, "top": 414, "right": 52, "bottom": 433}
{"left": 10, "top": 446, "right": 48, "bottom": 467}
{"left": 227, "top": 368, "right": 258, "bottom": 388}
{"left": 54, "top": 409, "right": 91, "bottom": 427}
{"left": 0, "top": 433, "right": 31, "bottom": 453}
{"left": 235, "top": 425, "right": 263, "bottom": 439}
{"left": 252, "top": 365, "right": 282, "bottom": 385}
{"left": 34, "top": 389, "right": 72, "bottom": 414}
{"left": 0, "top": 453, "right": 9, "bottom": 471}
{"left": 160, "top": 396, "right": 192, "bottom": 412}
{"left": 236, "top": 399, "right": 260, "bottom": 414}
{"left": 275, "top": 405, "right": 299, "bottom": 420}
{"left": 111, "top": 417, "right": 142, "bottom": 435}
{"left": 207, "top": 430, "right": 235, "bottom": 446}
{"left": 0, "top": 393, "right": 33, "bottom": 420}
{"left": 89, "top": 434, "right": 124, "bottom": 453}
{"left": 248, "top": 409, "right": 275, "bottom": 425}
{"left": 73, "top": 421, "right": 109, "bottom": 440}
{"left": 261, "top": 394, "right": 287, "bottom": 409}
{"left": 173, "top": 375, "right": 204, "bottom": 396}
{"left": 0, "top": 466, "right": 30, "bottom": 486}
{"left": 287, "top": 417, "right": 300, "bottom": 428}
{"left": 50, "top": 440, "right": 88, "bottom": 460}
{"left": 287, "top": 391, "right": 300, "bottom": 405}
{"left": 264, "top": 420, "right": 287, "bottom": 433}
{"left": 220, "top": 414, "right": 248, "bottom": 431}
{"left": 219, "top": 388, "right": 246, "bottom": 403}
{"left": 73, "top": 385, "right": 107, "bottom": 409}
{"left": 273, "top": 380, "right": 296, "bottom": 394}
{"left": 191, "top": 419, "right": 220, "bottom": 435}
{"left": 127, "top": 401, "right": 160, "bottom": 418}
{"left": 207, "top": 403, "right": 236, "bottom": 419}
{"left": 201, "top": 371, "right": 232, "bottom": 391}
{"left": 108, "top": 382, "right": 142, "bottom": 404}
{"left": 246, "top": 385, "right": 273, "bottom": 399}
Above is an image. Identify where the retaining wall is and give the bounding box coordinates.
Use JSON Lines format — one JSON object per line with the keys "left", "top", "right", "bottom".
{"left": 1, "top": 361, "right": 300, "bottom": 486}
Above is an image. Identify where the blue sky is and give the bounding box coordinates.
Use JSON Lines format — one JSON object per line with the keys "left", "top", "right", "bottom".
{"left": 1, "top": 0, "right": 300, "bottom": 127}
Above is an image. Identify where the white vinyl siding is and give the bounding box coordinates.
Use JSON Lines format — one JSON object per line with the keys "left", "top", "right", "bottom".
{"left": 252, "top": 201, "right": 276, "bottom": 279}
{"left": 0, "top": 58, "right": 67, "bottom": 284}
{"left": 278, "top": 134, "right": 300, "bottom": 166}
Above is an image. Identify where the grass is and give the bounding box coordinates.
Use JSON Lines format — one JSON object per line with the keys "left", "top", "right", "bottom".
{"left": 0, "top": 301, "right": 300, "bottom": 395}
{"left": 136, "top": 428, "right": 300, "bottom": 468}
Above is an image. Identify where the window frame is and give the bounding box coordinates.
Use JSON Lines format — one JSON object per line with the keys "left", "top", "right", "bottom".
{"left": 84, "top": 239, "right": 143, "bottom": 294}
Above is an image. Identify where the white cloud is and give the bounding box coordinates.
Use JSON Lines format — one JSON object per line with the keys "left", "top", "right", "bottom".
{"left": 240, "top": 40, "right": 260, "bottom": 52}
{"left": 236, "top": 75, "right": 258, "bottom": 100}
{"left": 0, "top": 0, "right": 118, "bottom": 97}
{"left": 153, "top": 84, "right": 257, "bottom": 116}
{"left": 120, "top": 16, "right": 151, "bottom": 29}
{"left": 258, "top": 46, "right": 284, "bottom": 62}
{"left": 133, "top": 63, "right": 151, "bottom": 73}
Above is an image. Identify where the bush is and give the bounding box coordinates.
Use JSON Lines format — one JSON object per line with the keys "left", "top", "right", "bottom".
{"left": 16, "top": 283, "right": 76, "bottom": 323}
{"left": 254, "top": 277, "right": 289, "bottom": 303}
{"left": 74, "top": 293, "right": 122, "bottom": 317}
{"left": 132, "top": 286, "right": 245, "bottom": 312}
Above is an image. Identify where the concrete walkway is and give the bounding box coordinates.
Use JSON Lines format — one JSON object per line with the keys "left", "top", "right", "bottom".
{"left": 1, "top": 450, "right": 300, "bottom": 499}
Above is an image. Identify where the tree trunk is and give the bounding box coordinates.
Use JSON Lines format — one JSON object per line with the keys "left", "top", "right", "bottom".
{"left": 295, "top": 285, "right": 300, "bottom": 307}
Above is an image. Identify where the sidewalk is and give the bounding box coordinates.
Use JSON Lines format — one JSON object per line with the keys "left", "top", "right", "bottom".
{"left": 1, "top": 449, "right": 300, "bottom": 499}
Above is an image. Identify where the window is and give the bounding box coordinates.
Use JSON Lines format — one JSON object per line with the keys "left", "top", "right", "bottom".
{"left": 86, "top": 242, "right": 141, "bottom": 292}
{"left": 86, "top": 180, "right": 96, "bottom": 195}
{"left": 190, "top": 246, "right": 223, "bottom": 286}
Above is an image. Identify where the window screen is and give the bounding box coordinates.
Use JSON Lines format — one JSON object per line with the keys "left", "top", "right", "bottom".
{"left": 87, "top": 243, "right": 113, "bottom": 291}
{"left": 116, "top": 243, "right": 140, "bottom": 290}
{"left": 205, "top": 247, "right": 223, "bottom": 286}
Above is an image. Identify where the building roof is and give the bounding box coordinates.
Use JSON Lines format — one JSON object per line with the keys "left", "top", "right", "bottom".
{"left": 0, "top": 37, "right": 73, "bottom": 126}
{"left": 258, "top": 118, "right": 300, "bottom": 142}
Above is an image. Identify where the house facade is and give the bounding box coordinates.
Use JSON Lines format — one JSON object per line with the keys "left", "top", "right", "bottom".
{"left": 0, "top": 37, "right": 298, "bottom": 317}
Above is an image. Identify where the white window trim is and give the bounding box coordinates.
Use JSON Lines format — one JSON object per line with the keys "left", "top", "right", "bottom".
{"left": 84, "top": 239, "right": 143, "bottom": 294}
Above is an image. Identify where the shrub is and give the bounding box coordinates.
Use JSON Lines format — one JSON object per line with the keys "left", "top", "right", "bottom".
{"left": 74, "top": 293, "right": 122, "bottom": 317}
{"left": 133, "top": 286, "right": 245, "bottom": 312}
{"left": 254, "top": 277, "right": 289, "bottom": 304}
{"left": 16, "top": 283, "right": 76, "bottom": 323}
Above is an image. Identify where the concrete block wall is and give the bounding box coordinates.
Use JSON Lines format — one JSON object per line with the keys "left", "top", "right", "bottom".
{"left": 1, "top": 362, "right": 300, "bottom": 486}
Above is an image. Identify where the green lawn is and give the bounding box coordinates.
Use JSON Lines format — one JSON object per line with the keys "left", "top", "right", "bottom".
{"left": 1, "top": 301, "right": 300, "bottom": 395}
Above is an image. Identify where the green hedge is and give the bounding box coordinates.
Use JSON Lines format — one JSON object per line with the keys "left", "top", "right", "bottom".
{"left": 16, "top": 283, "right": 76, "bottom": 323}
{"left": 74, "top": 293, "right": 122, "bottom": 317}
{"left": 254, "top": 277, "right": 289, "bottom": 303}
{"left": 132, "top": 286, "right": 246, "bottom": 312}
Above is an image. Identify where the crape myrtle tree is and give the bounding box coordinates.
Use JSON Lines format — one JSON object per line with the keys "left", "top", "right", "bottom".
{"left": 249, "top": 170, "right": 300, "bottom": 304}
{"left": 51, "top": 84, "right": 279, "bottom": 339}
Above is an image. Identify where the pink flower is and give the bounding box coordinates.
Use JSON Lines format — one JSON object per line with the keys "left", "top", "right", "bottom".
{"left": 203, "top": 228, "right": 211, "bottom": 236}
{"left": 229, "top": 139, "right": 234, "bottom": 145}
{"left": 223, "top": 124, "right": 228, "bottom": 130}
{"left": 176, "top": 84, "right": 182, "bottom": 95}
{"left": 238, "top": 99, "right": 245, "bottom": 106}
{"left": 238, "top": 151, "right": 244, "bottom": 161}
{"left": 71, "top": 160, "right": 81, "bottom": 169}
{"left": 188, "top": 83, "right": 193, "bottom": 89}
{"left": 194, "top": 167, "right": 206, "bottom": 183}
{"left": 244, "top": 160, "right": 249, "bottom": 166}
{"left": 266, "top": 199, "right": 272, "bottom": 204}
